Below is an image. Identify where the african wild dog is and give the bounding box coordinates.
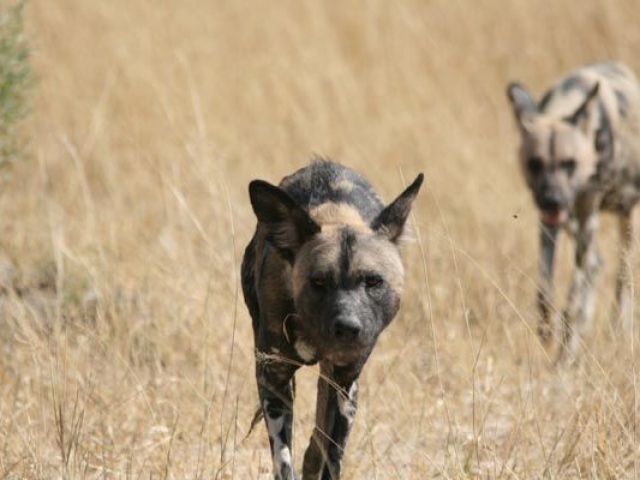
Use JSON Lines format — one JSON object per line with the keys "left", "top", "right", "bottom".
{"left": 507, "top": 62, "right": 640, "bottom": 364}
{"left": 241, "top": 159, "right": 423, "bottom": 479}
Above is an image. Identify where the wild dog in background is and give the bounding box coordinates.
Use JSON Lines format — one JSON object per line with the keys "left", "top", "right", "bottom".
{"left": 507, "top": 62, "right": 640, "bottom": 364}
{"left": 242, "top": 159, "right": 423, "bottom": 479}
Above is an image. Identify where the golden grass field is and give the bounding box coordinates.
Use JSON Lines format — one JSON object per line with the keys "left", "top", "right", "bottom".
{"left": 1, "top": 1, "right": 639, "bottom": 478}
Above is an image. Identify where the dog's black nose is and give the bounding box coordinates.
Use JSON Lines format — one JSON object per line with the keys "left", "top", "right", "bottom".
{"left": 537, "top": 189, "right": 565, "bottom": 212}
{"left": 332, "top": 317, "right": 362, "bottom": 341}
{"left": 539, "top": 197, "right": 561, "bottom": 211}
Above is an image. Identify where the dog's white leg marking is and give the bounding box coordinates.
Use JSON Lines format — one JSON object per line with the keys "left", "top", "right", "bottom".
{"left": 264, "top": 399, "right": 294, "bottom": 480}
{"left": 559, "top": 214, "right": 602, "bottom": 364}
{"left": 337, "top": 381, "right": 358, "bottom": 427}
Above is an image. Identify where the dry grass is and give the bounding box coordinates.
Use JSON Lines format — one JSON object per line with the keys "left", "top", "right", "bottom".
{"left": 0, "top": 1, "right": 639, "bottom": 478}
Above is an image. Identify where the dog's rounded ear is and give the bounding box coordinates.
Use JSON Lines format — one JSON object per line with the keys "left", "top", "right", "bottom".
{"left": 372, "top": 174, "right": 424, "bottom": 243}
{"left": 249, "top": 180, "right": 320, "bottom": 259}
{"left": 507, "top": 82, "right": 537, "bottom": 131}
{"left": 249, "top": 180, "right": 297, "bottom": 223}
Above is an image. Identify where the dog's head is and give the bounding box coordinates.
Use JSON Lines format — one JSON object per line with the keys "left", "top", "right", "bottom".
{"left": 249, "top": 174, "right": 423, "bottom": 364}
{"left": 507, "top": 81, "right": 611, "bottom": 227}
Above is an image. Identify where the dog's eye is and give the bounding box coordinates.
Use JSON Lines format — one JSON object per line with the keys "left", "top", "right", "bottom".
{"left": 560, "top": 158, "right": 576, "bottom": 176}
{"left": 309, "top": 276, "right": 326, "bottom": 289}
{"left": 364, "top": 275, "right": 384, "bottom": 289}
{"left": 527, "top": 157, "right": 544, "bottom": 175}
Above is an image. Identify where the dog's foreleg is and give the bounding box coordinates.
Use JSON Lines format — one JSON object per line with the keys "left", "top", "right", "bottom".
{"left": 301, "top": 362, "right": 332, "bottom": 479}
{"left": 538, "top": 224, "right": 560, "bottom": 343}
{"left": 302, "top": 363, "right": 359, "bottom": 480}
{"left": 615, "top": 212, "right": 634, "bottom": 330}
{"left": 257, "top": 358, "right": 298, "bottom": 480}
{"left": 558, "top": 214, "right": 602, "bottom": 364}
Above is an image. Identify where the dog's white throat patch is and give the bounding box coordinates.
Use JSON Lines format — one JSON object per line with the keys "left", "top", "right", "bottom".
{"left": 294, "top": 338, "right": 316, "bottom": 362}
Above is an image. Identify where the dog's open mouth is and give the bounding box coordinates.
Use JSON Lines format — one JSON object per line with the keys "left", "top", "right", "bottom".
{"left": 541, "top": 208, "right": 568, "bottom": 227}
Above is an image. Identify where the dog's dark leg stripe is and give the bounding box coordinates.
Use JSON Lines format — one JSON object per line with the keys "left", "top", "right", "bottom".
{"left": 302, "top": 429, "right": 324, "bottom": 479}
{"left": 303, "top": 365, "right": 360, "bottom": 480}
{"left": 321, "top": 381, "right": 359, "bottom": 480}
{"left": 537, "top": 224, "right": 559, "bottom": 343}
{"left": 302, "top": 364, "right": 335, "bottom": 479}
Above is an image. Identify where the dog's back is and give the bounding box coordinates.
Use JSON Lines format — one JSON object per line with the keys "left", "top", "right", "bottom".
{"left": 540, "top": 63, "right": 640, "bottom": 122}
{"left": 541, "top": 63, "right": 640, "bottom": 177}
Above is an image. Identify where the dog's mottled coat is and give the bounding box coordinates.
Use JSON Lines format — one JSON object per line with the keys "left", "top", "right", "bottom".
{"left": 507, "top": 62, "right": 640, "bottom": 363}
{"left": 242, "top": 159, "right": 423, "bottom": 479}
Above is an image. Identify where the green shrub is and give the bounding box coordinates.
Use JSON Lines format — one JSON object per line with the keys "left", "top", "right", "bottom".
{"left": 0, "top": 1, "right": 32, "bottom": 168}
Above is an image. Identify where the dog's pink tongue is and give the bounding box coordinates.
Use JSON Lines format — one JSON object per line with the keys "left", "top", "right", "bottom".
{"left": 542, "top": 209, "right": 566, "bottom": 227}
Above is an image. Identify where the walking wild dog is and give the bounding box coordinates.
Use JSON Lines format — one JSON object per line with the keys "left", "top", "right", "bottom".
{"left": 241, "top": 159, "right": 423, "bottom": 479}
{"left": 507, "top": 62, "right": 640, "bottom": 364}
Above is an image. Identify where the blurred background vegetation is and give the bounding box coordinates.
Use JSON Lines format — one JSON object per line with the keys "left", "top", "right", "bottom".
{"left": 0, "top": 1, "right": 32, "bottom": 168}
